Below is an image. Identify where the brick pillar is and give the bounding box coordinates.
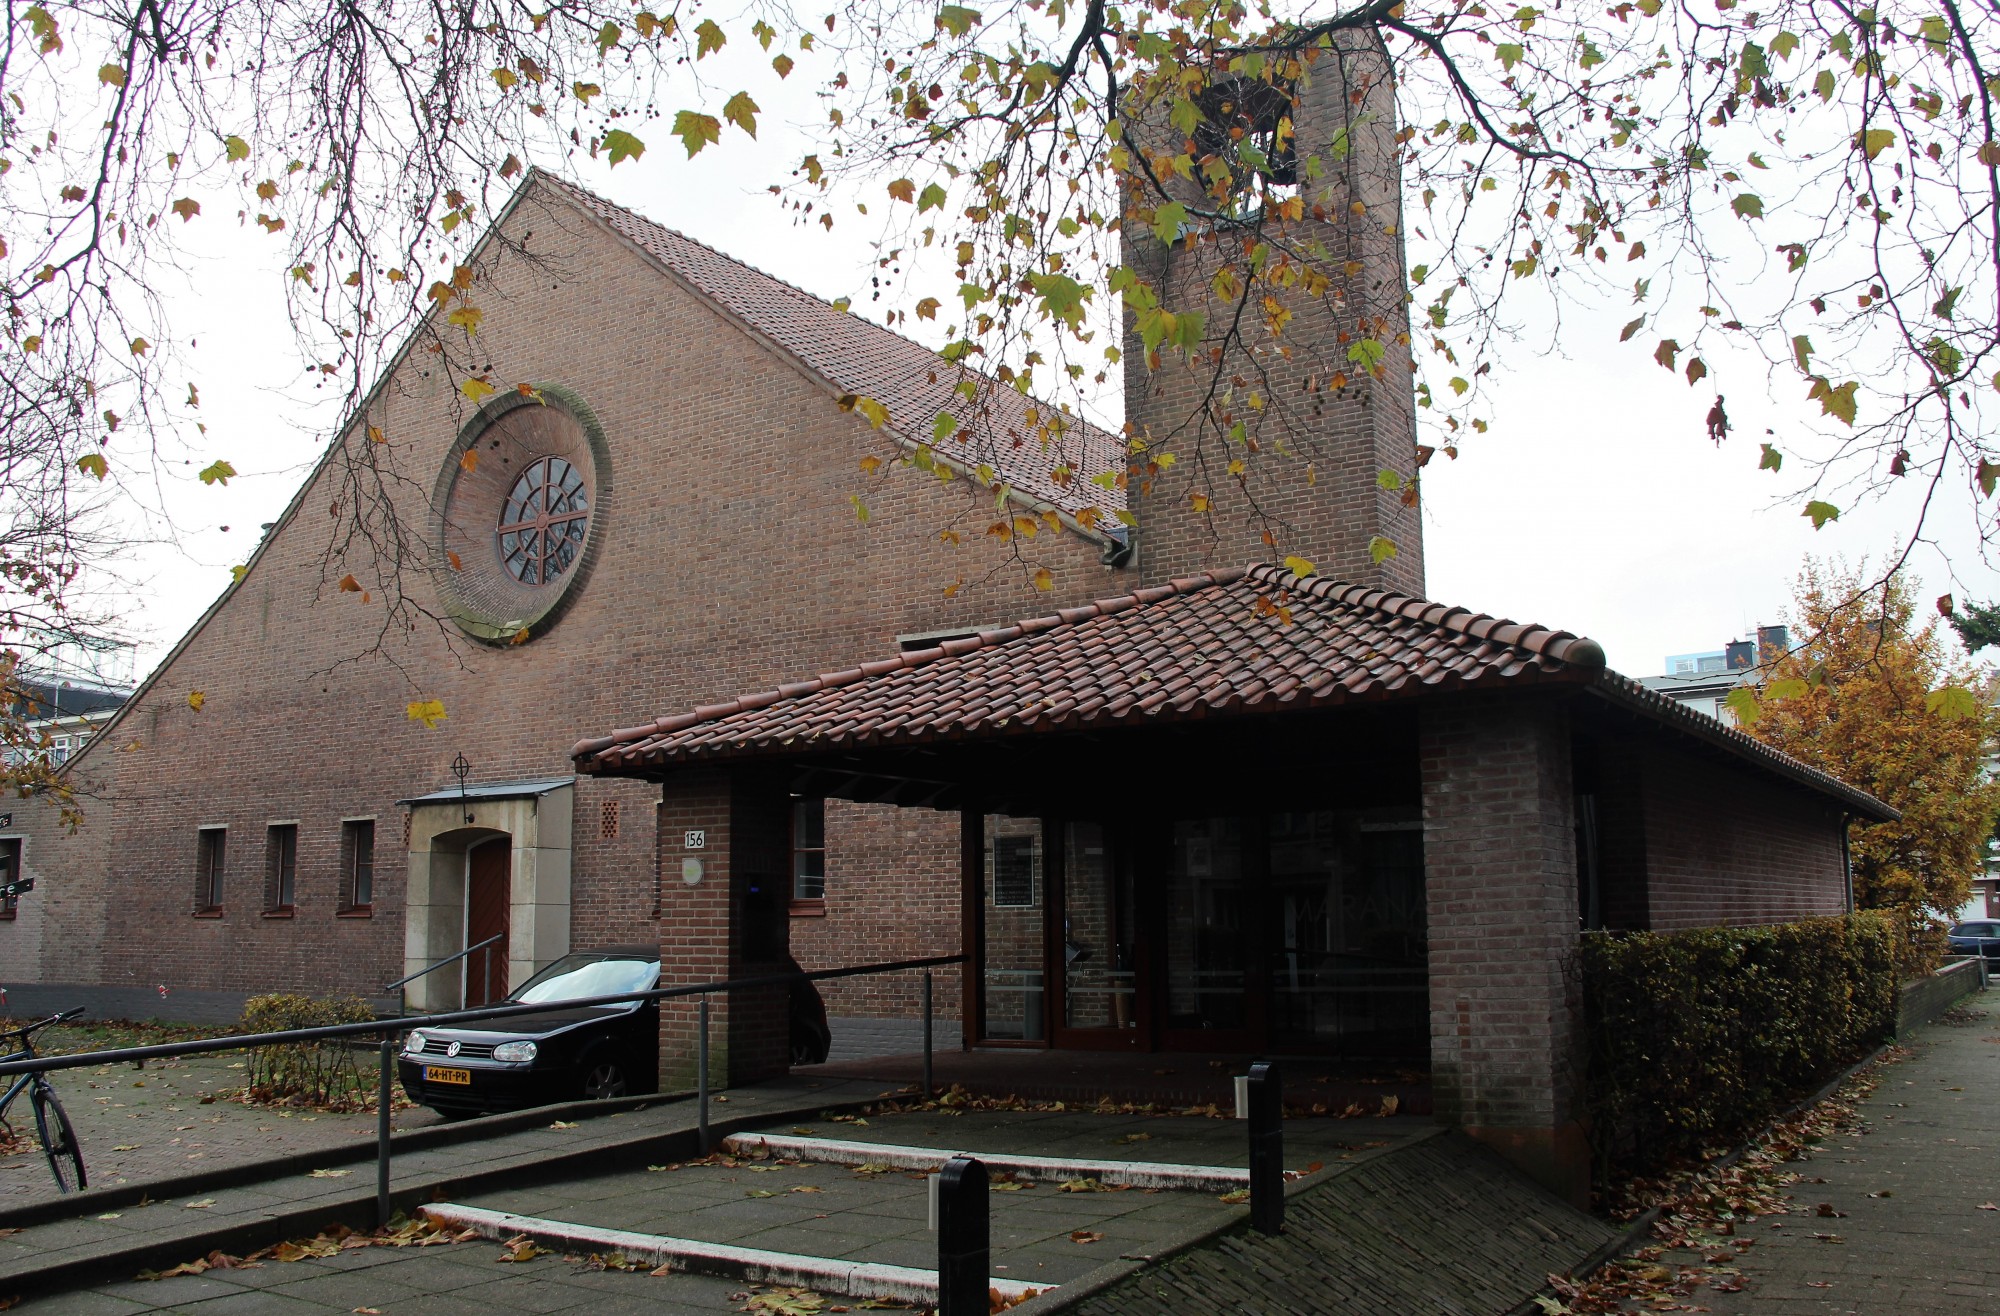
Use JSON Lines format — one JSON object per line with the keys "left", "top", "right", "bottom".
{"left": 1421, "top": 696, "right": 1589, "bottom": 1205}
{"left": 656, "top": 769, "right": 792, "bottom": 1091}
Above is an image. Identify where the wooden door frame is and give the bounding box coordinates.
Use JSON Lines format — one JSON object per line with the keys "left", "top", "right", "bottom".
{"left": 463, "top": 835, "right": 512, "bottom": 1008}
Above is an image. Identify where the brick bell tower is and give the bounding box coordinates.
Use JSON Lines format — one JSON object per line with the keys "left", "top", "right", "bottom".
{"left": 1122, "top": 31, "right": 1425, "bottom": 596}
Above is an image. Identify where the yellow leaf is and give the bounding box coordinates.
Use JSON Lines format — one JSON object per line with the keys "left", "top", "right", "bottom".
{"left": 367, "top": 425, "right": 386, "bottom": 444}
{"left": 888, "top": 178, "right": 917, "bottom": 203}
{"left": 460, "top": 376, "right": 496, "bottom": 402}
{"left": 447, "top": 304, "right": 484, "bottom": 335}
{"left": 98, "top": 64, "right": 126, "bottom": 87}
{"left": 1190, "top": 492, "right": 1211, "bottom": 513}
{"left": 23, "top": 335, "right": 41, "bottom": 353}
{"left": 859, "top": 455, "right": 882, "bottom": 474}
{"left": 1033, "top": 567, "right": 1054, "bottom": 591}
{"left": 460, "top": 448, "right": 480, "bottom": 472}
{"left": 1283, "top": 555, "right": 1316, "bottom": 578}
{"left": 510, "top": 627, "right": 532, "bottom": 645}
{"left": 224, "top": 135, "right": 249, "bottom": 162}
{"left": 187, "top": 691, "right": 206, "bottom": 712}
{"left": 406, "top": 699, "right": 448, "bottom": 729}
{"left": 129, "top": 337, "right": 149, "bottom": 356}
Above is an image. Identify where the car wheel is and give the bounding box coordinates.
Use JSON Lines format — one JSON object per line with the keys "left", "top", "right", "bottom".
{"left": 580, "top": 1054, "right": 628, "bottom": 1100}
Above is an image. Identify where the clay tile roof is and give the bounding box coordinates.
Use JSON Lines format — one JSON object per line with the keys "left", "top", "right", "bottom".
{"left": 537, "top": 172, "right": 1124, "bottom": 527}
{"left": 569, "top": 564, "right": 1892, "bottom": 819}
{"left": 576, "top": 564, "right": 1888, "bottom": 820}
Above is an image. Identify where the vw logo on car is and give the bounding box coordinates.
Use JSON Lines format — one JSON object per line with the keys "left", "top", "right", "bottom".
{"left": 445, "top": 1040, "right": 461, "bottom": 1058}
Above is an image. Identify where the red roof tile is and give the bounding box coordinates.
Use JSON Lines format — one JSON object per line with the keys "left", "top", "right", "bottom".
{"left": 538, "top": 173, "right": 1124, "bottom": 527}
{"left": 571, "top": 564, "right": 1894, "bottom": 820}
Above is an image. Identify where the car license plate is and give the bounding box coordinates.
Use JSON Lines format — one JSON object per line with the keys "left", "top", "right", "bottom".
{"left": 423, "top": 1065, "right": 472, "bottom": 1086}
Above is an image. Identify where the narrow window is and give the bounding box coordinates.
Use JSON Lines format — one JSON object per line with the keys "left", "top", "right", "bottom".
{"left": 792, "top": 798, "right": 827, "bottom": 904}
{"left": 265, "top": 824, "right": 298, "bottom": 912}
{"left": 196, "top": 828, "right": 226, "bottom": 913}
{"left": 0, "top": 838, "right": 23, "bottom": 920}
{"left": 341, "top": 819, "right": 376, "bottom": 911}
{"left": 991, "top": 833, "right": 1039, "bottom": 908}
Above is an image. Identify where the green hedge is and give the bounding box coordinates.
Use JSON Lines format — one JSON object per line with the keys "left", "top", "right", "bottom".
{"left": 1579, "top": 912, "right": 1895, "bottom": 1180}
{"left": 240, "top": 993, "right": 378, "bottom": 1109}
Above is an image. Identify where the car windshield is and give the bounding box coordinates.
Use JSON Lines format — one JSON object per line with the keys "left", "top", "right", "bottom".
{"left": 511, "top": 954, "right": 658, "bottom": 1006}
{"left": 1956, "top": 923, "right": 1998, "bottom": 937}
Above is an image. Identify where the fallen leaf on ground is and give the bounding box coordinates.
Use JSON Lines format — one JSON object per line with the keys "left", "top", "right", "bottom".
{"left": 1980, "top": 1202, "right": 1999, "bottom": 1211}
{"left": 1113, "top": 1132, "right": 1151, "bottom": 1145}
{"left": 497, "top": 1235, "right": 543, "bottom": 1263}
{"left": 649, "top": 1262, "right": 674, "bottom": 1277}
{"left": 183, "top": 1200, "right": 215, "bottom": 1210}
{"left": 549, "top": 1121, "right": 579, "bottom": 1130}
{"left": 1218, "top": 1188, "right": 1250, "bottom": 1204}
{"left": 789, "top": 1185, "right": 823, "bottom": 1194}
{"left": 308, "top": 1169, "right": 350, "bottom": 1179}
{"left": 111, "top": 1144, "right": 141, "bottom": 1151}
{"left": 746, "top": 1189, "right": 778, "bottom": 1198}
{"left": 94, "top": 1213, "right": 121, "bottom": 1221}
{"left": 1069, "top": 1230, "right": 1104, "bottom": 1245}
{"left": 353, "top": 1308, "right": 381, "bottom": 1314}
{"left": 1057, "top": 1178, "right": 1114, "bottom": 1193}
{"left": 744, "top": 1286, "right": 826, "bottom": 1314}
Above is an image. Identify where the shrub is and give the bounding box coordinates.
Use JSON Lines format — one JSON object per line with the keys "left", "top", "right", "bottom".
{"left": 1579, "top": 911, "right": 1894, "bottom": 1183}
{"left": 240, "top": 993, "right": 379, "bottom": 1109}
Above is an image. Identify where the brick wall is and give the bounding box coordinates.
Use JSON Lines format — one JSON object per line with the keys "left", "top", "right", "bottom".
{"left": 0, "top": 176, "right": 1113, "bottom": 1002}
{"left": 789, "top": 799, "right": 964, "bottom": 1019}
{"left": 1633, "top": 742, "right": 1848, "bottom": 930}
{"left": 1421, "top": 695, "right": 1588, "bottom": 1205}
{"left": 1122, "top": 31, "right": 1424, "bottom": 595}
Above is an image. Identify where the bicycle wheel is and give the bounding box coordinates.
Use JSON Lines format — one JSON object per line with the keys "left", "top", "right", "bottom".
{"left": 31, "top": 1081, "right": 86, "bottom": 1194}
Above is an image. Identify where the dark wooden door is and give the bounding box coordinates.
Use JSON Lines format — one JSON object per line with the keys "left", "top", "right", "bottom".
{"left": 466, "top": 839, "right": 511, "bottom": 1007}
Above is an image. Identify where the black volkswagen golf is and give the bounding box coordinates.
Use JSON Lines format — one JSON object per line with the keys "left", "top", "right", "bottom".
{"left": 397, "top": 947, "right": 660, "bottom": 1118}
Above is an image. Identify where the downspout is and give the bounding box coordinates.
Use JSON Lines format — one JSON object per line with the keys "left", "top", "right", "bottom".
{"left": 1840, "top": 815, "right": 1855, "bottom": 914}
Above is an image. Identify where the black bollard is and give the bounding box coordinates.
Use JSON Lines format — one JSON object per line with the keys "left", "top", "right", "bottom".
{"left": 935, "top": 1155, "right": 989, "bottom": 1316}
{"left": 1246, "top": 1060, "right": 1283, "bottom": 1235}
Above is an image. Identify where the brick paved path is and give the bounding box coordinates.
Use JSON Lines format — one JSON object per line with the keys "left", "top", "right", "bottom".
{"left": 1, "top": 1048, "right": 438, "bottom": 1211}
{"left": 1663, "top": 998, "right": 2000, "bottom": 1314}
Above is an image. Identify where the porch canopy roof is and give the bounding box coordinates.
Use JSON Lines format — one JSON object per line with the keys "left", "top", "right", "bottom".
{"left": 572, "top": 564, "right": 1895, "bottom": 822}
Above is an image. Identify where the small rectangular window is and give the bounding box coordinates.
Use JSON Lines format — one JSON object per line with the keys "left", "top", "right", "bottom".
{"left": 196, "top": 828, "right": 226, "bottom": 913}
{"left": 265, "top": 824, "right": 297, "bottom": 912}
{"left": 342, "top": 819, "right": 375, "bottom": 911}
{"left": 792, "top": 798, "right": 826, "bottom": 902}
{"left": 0, "top": 838, "right": 23, "bottom": 920}
{"left": 992, "top": 833, "right": 1040, "bottom": 908}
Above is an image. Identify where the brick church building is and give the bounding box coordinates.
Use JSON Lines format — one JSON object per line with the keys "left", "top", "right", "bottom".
{"left": 2, "top": 37, "right": 1889, "bottom": 1203}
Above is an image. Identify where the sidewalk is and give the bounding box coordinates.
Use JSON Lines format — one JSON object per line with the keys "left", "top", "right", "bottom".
{"left": 1653, "top": 994, "right": 2000, "bottom": 1314}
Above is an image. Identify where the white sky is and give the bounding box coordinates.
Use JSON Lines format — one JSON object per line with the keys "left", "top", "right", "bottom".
{"left": 96, "top": 43, "right": 1994, "bottom": 690}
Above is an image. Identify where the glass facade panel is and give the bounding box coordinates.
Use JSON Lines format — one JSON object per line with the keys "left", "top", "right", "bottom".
{"left": 1164, "top": 818, "right": 1249, "bottom": 1032}
{"left": 980, "top": 815, "right": 1045, "bottom": 1040}
{"left": 1062, "top": 822, "right": 1137, "bottom": 1031}
{"left": 1268, "top": 815, "right": 1426, "bottom": 1053}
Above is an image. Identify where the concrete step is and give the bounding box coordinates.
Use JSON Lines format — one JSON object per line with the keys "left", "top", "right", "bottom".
{"left": 722, "top": 1131, "right": 1250, "bottom": 1193}
{"left": 422, "top": 1201, "right": 1047, "bottom": 1306}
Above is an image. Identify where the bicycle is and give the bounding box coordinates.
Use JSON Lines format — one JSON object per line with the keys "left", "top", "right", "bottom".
{"left": 0, "top": 1007, "right": 88, "bottom": 1193}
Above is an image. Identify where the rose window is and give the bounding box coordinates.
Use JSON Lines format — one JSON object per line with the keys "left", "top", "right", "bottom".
{"left": 497, "top": 457, "right": 591, "bottom": 585}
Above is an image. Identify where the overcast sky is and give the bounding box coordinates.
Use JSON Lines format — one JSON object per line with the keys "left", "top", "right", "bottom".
{"left": 94, "top": 45, "right": 1992, "bottom": 692}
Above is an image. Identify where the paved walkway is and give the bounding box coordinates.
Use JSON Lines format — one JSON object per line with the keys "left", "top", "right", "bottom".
{"left": 1652, "top": 995, "right": 2000, "bottom": 1314}
{"left": 2, "top": 1047, "right": 442, "bottom": 1213}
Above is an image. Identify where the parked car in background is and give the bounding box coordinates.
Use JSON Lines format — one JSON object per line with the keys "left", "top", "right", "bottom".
{"left": 1946, "top": 920, "right": 2000, "bottom": 969}
{"left": 397, "top": 947, "right": 660, "bottom": 1118}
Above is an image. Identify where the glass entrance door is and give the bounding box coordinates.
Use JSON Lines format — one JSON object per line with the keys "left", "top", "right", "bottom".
{"left": 976, "top": 814, "right": 1048, "bottom": 1043}
{"left": 1053, "top": 821, "right": 1143, "bottom": 1049}
{"left": 1160, "top": 818, "right": 1259, "bottom": 1047}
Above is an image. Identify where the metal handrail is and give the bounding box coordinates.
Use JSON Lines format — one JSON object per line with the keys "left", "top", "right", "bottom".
{"left": 0, "top": 952, "right": 967, "bottom": 1078}
{"left": 1, "top": 951, "right": 964, "bottom": 1222}
{"left": 383, "top": 932, "right": 504, "bottom": 993}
